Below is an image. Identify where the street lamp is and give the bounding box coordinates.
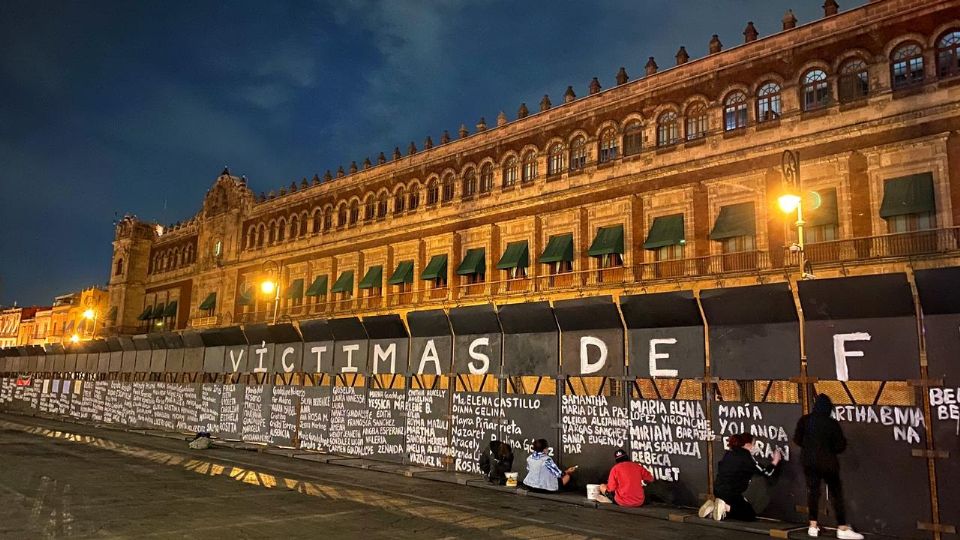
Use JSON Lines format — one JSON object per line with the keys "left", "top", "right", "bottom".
{"left": 69, "top": 334, "right": 80, "bottom": 343}
{"left": 261, "top": 260, "right": 282, "bottom": 325}
{"left": 82, "top": 298, "right": 100, "bottom": 340}
{"left": 780, "top": 150, "right": 812, "bottom": 280}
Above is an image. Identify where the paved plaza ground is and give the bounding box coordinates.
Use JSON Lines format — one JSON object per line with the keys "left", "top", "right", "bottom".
{"left": 0, "top": 413, "right": 798, "bottom": 539}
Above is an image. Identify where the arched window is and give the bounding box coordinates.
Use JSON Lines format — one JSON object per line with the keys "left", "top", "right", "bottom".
{"left": 300, "top": 214, "right": 308, "bottom": 236}
{"left": 569, "top": 137, "right": 586, "bottom": 172}
{"left": 376, "top": 193, "right": 388, "bottom": 218}
{"left": 938, "top": 31, "right": 960, "bottom": 78}
{"left": 521, "top": 152, "right": 537, "bottom": 183}
{"left": 479, "top": 164, "right": 493, "bottom": 193}
{"left": 801, "top": 69, "right": 830, "bottom": 110}
{"left": 257, "top": 224, "right": 266, "bottom": 247}
{"left": 623, "top": 121, "right": 643, "bottom": 156}
{"left": 289, "top": 216, "right": 299, "bottom": 238}
{"left": 348, "top": 201, "right": 359, "bottom": 225}
{"left": 547, "top": 143, "right": 565, "bottom": 176}
{"left": 723, "top": 91, "right": 748, "bottom": 130}
{"left": 599, "top": 129, "right": 618, "bottom": 163}
{"left": 441, "top": 174, "right": 455, "bottom": 202}
{"left": 685, "top": 102, "right": 708, "bottom": 139}
{"left": 153, "top": 254, "right": 162, "bottom": 273}
{"left": 312, "top": 209, "right": 322, "bottom": 234}
{"left": 267, "top": 222, "right": 276, "bottom": 244}
{"left": 756, "top": 82, "right": 781, "bottom": 122}
{"left": 174, "top": 249, "right": 182, "bottom": 268}
{"left": 185, "top": 244, "right": 194, "bottom": 263}
{"left": 337, "top": 204, "right": 347, "bottom": 227}
{"left": 502, "top": 157, "right": 518, "bottom": 187}
{"left": 115, "top": 258, "right": 124, "bottom": 276}
{"left": 408, "top": 185, "right": 420, "bottom": 210}
{"left": 277, "top": 219, "right": 286, "bottom": 242}
{"left": 891, "top": 43, "right": 924, "bottom": 89}
{"left": 462, "top": 168, "right": 477, "bottom": 198}
{"left": 364, "top": 196, "right": 376, "bottom": 221}
{"left": 657, "top": 111, "right": 679, "bottom": 146}
{"left": 839, "top": 59, "right": 869, "bottom": 102}
{"left": 246, "top": 227, "right": 255, "bottom": 249}
{"left": 394, "top": 188, "right": 406, "bottom": 213}
{"left": 323, "top": 210, "right": 333, "bottom": 231}
{"left": 426, "top": 179, "right": 439, "bottom": 205}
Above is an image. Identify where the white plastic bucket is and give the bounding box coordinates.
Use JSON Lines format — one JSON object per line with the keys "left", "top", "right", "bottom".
{"left": 505, "top": 472, "right": 519, "bottom": 487}
{"left": 586, "top": 483, "right": 600, "bottom": 500}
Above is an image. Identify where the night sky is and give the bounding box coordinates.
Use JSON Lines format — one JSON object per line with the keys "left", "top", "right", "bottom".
{"left": 0, "top": 0, "right": 858, "bottom": 307}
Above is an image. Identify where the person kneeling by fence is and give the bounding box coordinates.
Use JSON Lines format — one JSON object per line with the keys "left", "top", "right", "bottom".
{"left": 699, "top": 433, "right": 781, "bottom": 522}
{"left": 479, "top": 440, "right": 514, "bottom": 485}
{"left": 522, "top": 438, "right": 576, "bottom": 493}
{"left": 595, "top": 448, "right": 654, "bottom": 507}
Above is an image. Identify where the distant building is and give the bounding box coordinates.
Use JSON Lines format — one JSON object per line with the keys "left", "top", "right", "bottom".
{"left": 0, "top": 307, "right": 23, "bottom": 349}
{"left": 104, "top": 0, "right": 960, "bottom": 334}
{"left": 44, "top": 288, "right": 109, "bottom": 344}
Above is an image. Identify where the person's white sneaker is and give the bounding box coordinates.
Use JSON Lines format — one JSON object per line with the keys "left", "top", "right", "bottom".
{"left": 594, "top": 493, "right": 613, "bottom": 504}
{"left": 807, "top": 526, "right": 819, "bottom": 537}
{"left": 713, "top": 498, "right": 727, "bottom": 521}
{"left": 698, "top": 499, "right": 715, "bottom": 518}
{"left": 837, "top": 528, "right": 864, "bottom": 540}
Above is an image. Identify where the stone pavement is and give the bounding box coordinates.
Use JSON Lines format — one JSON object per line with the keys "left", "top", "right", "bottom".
{"left": 0, "top": 413, "right": 823, "bottom": 539}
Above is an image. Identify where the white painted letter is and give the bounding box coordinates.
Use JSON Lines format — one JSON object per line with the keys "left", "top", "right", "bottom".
{"left": 254, "top": 340, "right": 268, "bottom": 373}
{"left": 309, "top": 345, "right": 328, "bottom": 373}
{"left": 417, "top": 339, "right": 441, "bottom": 375}
{"left": 649, "top": 338, "right": 679, "bottom": 378}
{"left": 228, "top": 348, "right": 245, "bottom": 372}
{"left": 280, "top": 347, "right": 295, "bottom": 373}
{"left": 580, "top": 336, "right": 607, "bottom": 375}
{"left": 834, "top": 332, "right": 871, "bottom": 381}
{"left": 341, "top": 344, "right": 360, "bottom": 373}
{"left": 373, "top": 342, "right": 397, "bottom": 374}
{"left": 468, "top": 337, "right": 490, "bottom": 374}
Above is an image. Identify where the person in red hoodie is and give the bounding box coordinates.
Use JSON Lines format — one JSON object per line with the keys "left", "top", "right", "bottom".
{"left": 595, "top": 448, "right": 654, "bottom": 506}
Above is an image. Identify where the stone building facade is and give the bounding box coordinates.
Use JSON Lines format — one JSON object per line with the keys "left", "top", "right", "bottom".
{"left": 106, "top": 0, "right": 960, "bottom": 335}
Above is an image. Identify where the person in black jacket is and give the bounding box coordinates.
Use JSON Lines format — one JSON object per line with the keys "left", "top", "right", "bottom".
{"left": 479, "top": 440, "right": 514, "bottom": 485}
{"left": 699, "top": 433, "right": 781, "bottom": 522}
{"left": 794, "top": 394, "right": 863, "bottom": 539}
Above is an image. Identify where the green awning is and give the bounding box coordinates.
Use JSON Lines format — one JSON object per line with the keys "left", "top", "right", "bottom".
{"left": 305, "top": 275, "right": 328, "bottom": 297}
{"left": 587, "top": 225, "right": 624, "bottom": 256}
{"left": 388, "top": 261, "right": 414, "bottom": 285}
{"left": 285, "top": 278, "right": 304, "bottom": 299}
{"left": 106, "top": 306, "right": 118, "bottom": 322}
{"left": 137, "top": 306, "right": 154, "bottom": 321}
{"left": 497, "top": 241, "right": 529, "bottom": 270}
{"left": 709, "top": 202, "right": 755, "bottom": 240}
{"left": 421, "top": 254, "right": 448, "bottom": 281}
{"left": 879, "top": 173, "right": 935, "bottom": 219}
{"left": 163, "top": 300, "right": 178, "bottom": 317}
{"left": 331, "top": 271, "right": 354, "bottom": 293}
{"left": 806, "top": 189, "right": 839, "bottom": 227}
{"left": 198, "top": 292, "right": 217, "bottom": 311}
{"left": 643, "top": 214, "right": 685, "bottom": 250}
{"left": 358, "top": 266, "right": 383, "bottom": 289}
{"left": 306, "top": 274, "right": 327, "bottom": 296}
{"left": 539, "top": 233, "right": 574, "bottom": 263}
{"left": 457, "top": 248, "right": 486, "bottom": 275}
{"left": 151, "top": 303, "right": 166, "bottom": 319}
{"left": 237, "top": 288, "right": 254, "bottom": 306}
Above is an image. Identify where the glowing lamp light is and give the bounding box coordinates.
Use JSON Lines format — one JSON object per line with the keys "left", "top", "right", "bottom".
{"left": 83, "top": 308, "right": 96, "bottom": 320}
{"left": 778, "top": 193, "right": 801, "bottom": 213}
{"left": 69, "top": 334, "right": 80, "bottom": 343}
{"left": 261, "top": 280, "right": 277, "bottom": 295}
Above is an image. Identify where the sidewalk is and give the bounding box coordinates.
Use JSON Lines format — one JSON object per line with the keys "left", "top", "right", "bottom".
{"left": 1, "top": 411, "right": 838, "bottom": 539}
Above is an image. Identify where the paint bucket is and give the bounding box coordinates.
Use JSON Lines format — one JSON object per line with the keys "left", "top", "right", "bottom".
{"left": 586, "top": 484, "right": 600, "bottom": 500}
{"left": 505, "top": 472, "right": 518, "bottom": 487}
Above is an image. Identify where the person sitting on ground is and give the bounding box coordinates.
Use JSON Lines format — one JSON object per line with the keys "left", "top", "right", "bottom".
{"left": 522, "top": 438, "right": 576, "bottom": 493}
{"left": 794, "top": 394, "right": 863, "bottom": 539}
{"left": 479, "top": 440, "right": 514, "bottom": 485}
{"left": 596, "top": 448, "right": 654, "bottom": 507}
{"left": 699, "top": 433, "right": 781, "bottom": 522}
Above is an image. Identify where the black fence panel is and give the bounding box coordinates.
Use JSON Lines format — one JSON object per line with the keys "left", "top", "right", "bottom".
{"left": 622, "top": 291, "right": 705, "bottom": 379}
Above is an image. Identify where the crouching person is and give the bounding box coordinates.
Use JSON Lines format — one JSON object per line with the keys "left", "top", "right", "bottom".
{"left": 699, "top": 434, "right": 781, "bottom": 521}
{"left": 479, "top": 440, "right": 514, "bottom": 485}
{"left": 596, "top": 448, "right": 654, "bottom": 507}
{"left": 522, "top": 438, "right": 576, "bottom": 493}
